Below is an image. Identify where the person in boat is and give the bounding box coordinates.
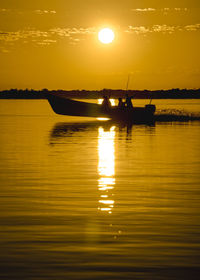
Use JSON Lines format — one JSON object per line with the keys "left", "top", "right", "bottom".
{"left": 102, "top": 96, "right": 111, "bottom": 111}
{"left": 118, "top": 97, "right": 125, "bottom": 108}
{"left": 125, "top": 94, "right": 133, "bottom": 108}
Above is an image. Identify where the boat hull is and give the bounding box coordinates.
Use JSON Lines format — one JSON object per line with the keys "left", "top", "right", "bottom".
{"left": 47, "top": 94, "right": 106, "bottom": 117}
{"left": 47, "top": 94, "right": 156, "bottom": 123}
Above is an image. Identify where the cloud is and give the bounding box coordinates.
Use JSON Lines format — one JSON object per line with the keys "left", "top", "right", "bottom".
{"left": 34, "top": 10, "right": 56, "bottom": 15}
{"left": 125, "top": 25, "right": 178, "bottom": 34}
{"left": 0, "top": 8, "right": 9, "bottom": 12}
{"left": 0, "top": 31, "right": 21, "bottom": 42}
{"left": 131, "top": 8, "right": 156, "bottom": 12}
{"left": 152, "top": 25, "right": 176, "bottom": 33}
{"left": 50, "top": 27, "right": 96, "bottom": 36}
{"left": 131, "top": 8, "right": 188, "bottom": 13}
{"left": 174, "top": 8, "right": 187, "bottom": 11}
{"left": 50, "top": 28, "right": 70, "bottom": 37}
{"left": 125, "top": 26, "right": 150, "bottom": 34}
{"left": 125, "top": 23, "right": 199, "bottom": 35}
{"left": 49, "top": 27, "right": 96, "bottom": 45}
{"left": 184, "top": 24, "right": 200, "bottom": 31}
{"left": 0, "top": 27, "right": 96, "bottom": 48}
{"left": 37, "top": 39, "right": 57, "bottom": 46}
{"left": 0, "top": 8, "right": 56, "bottom": 15}
{"left": 0, "top": 30, "right": 50, "bottom": 43}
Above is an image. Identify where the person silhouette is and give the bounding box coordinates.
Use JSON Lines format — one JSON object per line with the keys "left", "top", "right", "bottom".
{"left": 125, "top": 94, "right": 133, "bottom": 108}
{"left": 102, "top": 96, "right": 111, "bottom": 111}
{"left": 118, "top": 97, "right": 125, "bottom": 108}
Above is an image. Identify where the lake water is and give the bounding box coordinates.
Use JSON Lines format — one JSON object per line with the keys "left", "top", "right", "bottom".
{"left": 0, "top": 99, "right": 200, "bottom": 279}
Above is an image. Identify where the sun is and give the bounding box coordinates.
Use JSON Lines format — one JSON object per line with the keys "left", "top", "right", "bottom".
{"left": 98, "top": 28, "right": 115, "bottom": 44}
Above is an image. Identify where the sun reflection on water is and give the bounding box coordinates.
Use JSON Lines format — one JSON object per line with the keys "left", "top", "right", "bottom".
{"left": 98, "top": 126, "right": 115, "bottom": 214}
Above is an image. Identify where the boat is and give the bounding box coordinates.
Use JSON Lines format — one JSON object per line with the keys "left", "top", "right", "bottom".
{"left": 46, "top": 93, "right": 156, "bottom": 123}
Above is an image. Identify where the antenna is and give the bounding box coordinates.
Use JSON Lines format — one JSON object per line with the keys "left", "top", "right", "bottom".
{"left": 126, "top": 74, "right": 131, "bottom": 91}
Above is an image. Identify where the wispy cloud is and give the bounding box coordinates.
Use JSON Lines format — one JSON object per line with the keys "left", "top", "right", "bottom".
{"left": 131, "top": 8, "right": 156, "bottom": 12}
{"left": 49, "top": 27, "right": 96, "bottom": 45}
{"left": 0, "top": 8, "right": 56, "bottom": 15}
{"left": 0, "top": 30, "right": 49, "bottom": 42}
{"left": 37, "top": 39, "right": 57, "bottom": 46}
{"left": 0, "top": 27, "right": 96, "bottom": 49}
{"left": 50, "top": 27, "right": 96, "bottom": 36}
{"left": 174, "top": 8, "right": 188, "bottom": 11}
{"left": 49, "top": 28, "right": 70, "bottom": 37}
{"left": 184, "top": 24, "right": 200, "bottom": 31}
{"left": 125, "top": 25, "right": 177, "bottom": 34}
{"left": 152, "top": 25, "right": 177, "bottom": 33}
{"left": 125, "top": 26, "right": 150, "bottom": 34}
{"left": 131, "top": 8, "right": 188, "bottom": 13}
{"left": 125, "top": 23, "right": 199, "bottom": 34}
{"left": 0, "top": 8, "right": 10, "bottom": 13}
{"left": 34, "top": 10, "right": 56, "bottom": 15}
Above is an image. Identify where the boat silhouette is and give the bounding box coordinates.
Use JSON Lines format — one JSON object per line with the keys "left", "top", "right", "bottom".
{"left": 46, "top": 93, "right": 156, "bottom": 123}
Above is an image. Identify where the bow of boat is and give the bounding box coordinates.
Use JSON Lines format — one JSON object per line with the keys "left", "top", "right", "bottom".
{"left": 46, "top": 93, "right": 106, "bottom": 117}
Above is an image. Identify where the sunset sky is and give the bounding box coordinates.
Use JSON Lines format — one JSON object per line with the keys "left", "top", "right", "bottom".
{"left": 0, "top": 0, "right": 200, "bottom": 90}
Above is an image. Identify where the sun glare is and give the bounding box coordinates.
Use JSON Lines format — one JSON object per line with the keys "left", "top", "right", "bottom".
{"left": 98, "top": 28, "right": 115, "bottom": 44}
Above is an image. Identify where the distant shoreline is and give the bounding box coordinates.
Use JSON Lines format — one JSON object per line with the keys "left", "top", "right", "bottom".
{"left": 0, "top": 89, "right": 200, "bottom": 99}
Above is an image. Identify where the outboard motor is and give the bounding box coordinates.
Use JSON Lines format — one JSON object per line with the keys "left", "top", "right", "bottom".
{"left": 145, "top": 104, "right": 156, "bottom": 114}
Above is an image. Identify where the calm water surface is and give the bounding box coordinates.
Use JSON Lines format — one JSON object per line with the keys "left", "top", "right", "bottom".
{"left": 0, "top": 99, "right": 200, "bottom": 279}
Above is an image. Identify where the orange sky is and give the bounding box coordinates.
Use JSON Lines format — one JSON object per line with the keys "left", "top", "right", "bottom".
{"left": 0, "top": 0, "right": 200, "bottom": 90}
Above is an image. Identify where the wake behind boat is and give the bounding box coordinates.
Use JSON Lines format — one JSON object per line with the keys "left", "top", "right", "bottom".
{"left": 46, "top": 93, "right": 156, "bottom": 123}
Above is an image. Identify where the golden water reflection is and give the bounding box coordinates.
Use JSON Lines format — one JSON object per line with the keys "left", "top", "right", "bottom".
{"left": 98, "top": 126, "right": 116, "bottom": 214}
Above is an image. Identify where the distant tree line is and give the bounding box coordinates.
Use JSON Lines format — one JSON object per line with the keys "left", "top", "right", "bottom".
{"left": 0, "top": 88, "right": 200, "bottom": 99}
